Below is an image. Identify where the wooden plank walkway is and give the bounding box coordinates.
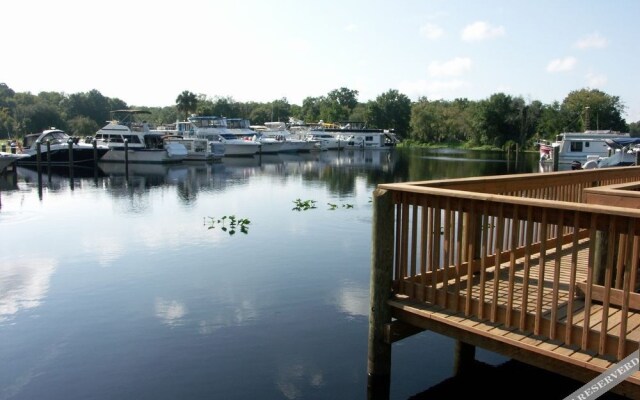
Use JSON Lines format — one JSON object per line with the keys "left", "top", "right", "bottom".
{"left": 388, "top": 237, "right": 640, "bottom": 398}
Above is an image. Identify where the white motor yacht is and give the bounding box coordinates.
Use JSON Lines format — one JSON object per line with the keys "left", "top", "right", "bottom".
{"left": 95, "top": 110, "right": 188, "bottom": 163}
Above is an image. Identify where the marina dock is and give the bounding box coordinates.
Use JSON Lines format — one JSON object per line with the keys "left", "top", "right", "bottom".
{"left": 368, "top": 166, "right": 640, "bottom": 398}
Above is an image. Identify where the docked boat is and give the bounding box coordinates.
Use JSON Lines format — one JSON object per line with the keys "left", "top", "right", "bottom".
{"left": 580, "top": 137, "right": 640, "bottom": 169}
{"left": 538, "top": 130, "right": 631, "bottom": 165}
{"left": 186, "top": 116, "right": 261, "bottom": 157}
{"left": 0, "top": 152, "right": 29, "bottom": 172}
{"left": 15, "top": 128, "right": 109, "bottom": 166}
{"left": 322, "top": 122, "right": 399, "bottom": 149}
{"left": 305, "top": 130, "right": 345, "bottom": 150}
{"left": 95, "top": 110, "right": 188, "bottom": 163}
{"left": 163, "top": 135, "right": 225, "bottom": 162}
{"left": 259, "top": 121, "right": 319, "bottom": 153}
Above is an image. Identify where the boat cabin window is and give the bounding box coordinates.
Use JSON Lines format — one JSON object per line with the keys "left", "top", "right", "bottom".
{"left": 365, "top": 136, "right": 373, "bottom": 142}
{"left": 570, "top": 141, "right": 583, "bottom": 152}
{"left": 144, "top": 135, "right": 164, "bottom": 149}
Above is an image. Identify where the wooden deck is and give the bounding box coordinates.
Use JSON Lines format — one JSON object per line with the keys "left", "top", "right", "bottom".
{"left": 368, "top": 166, "right": 640, "bottom": 399}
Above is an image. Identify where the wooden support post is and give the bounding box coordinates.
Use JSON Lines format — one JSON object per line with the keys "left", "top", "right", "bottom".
{"left": 124, "top": 139, "right": 129, "bottom": 177}
{"left": 453, "top": 340, "right": 476, "bottom": 375}
{"left": 552, "top": 146, "right": 560, "bottom": 172}
{"left": 68, "top": 139, "right": 74, "bottom": 186}
{"left": 36, "top": 140, "right": 42, "bottom": 173}
{"left": 636, "top": 150, "right": 640, "bottom": 166}
{"left": 367, "top": 188, "right": 395, "bottom": 399}
{"left": 46, "top": 140, "right": 51, "bottom": 169}
{"left": 68, "top": 139, "right": 74, "bottom": 166}
{"left": 93, "top": 139, "right": 98, "bottom": 164}
{"left": 36, "top": 140, "right": 43, "bottom": 200}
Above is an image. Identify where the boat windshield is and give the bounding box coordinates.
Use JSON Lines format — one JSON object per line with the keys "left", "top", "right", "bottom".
{"left": 41, "top": 130, "right": 70, "bottom": 143}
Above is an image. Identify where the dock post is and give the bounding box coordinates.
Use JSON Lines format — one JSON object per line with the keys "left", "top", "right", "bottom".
{"left": 636, "top": 151, "right": 640, "bottom": 166}
{"left": 68, "top": 139, "right": 74, "bottom": 166}
{"left": 552, "top": 146, "right": 559, "bottom": 171}
{"left": 36, "top": 140, "right": 43, "bottom": 199}
{"left": 453, "top": 340, "right": 476, "bottom": 375}
{"left": 68, "top": 139, "right": 74, "bottom": 186}
{"left": 124, "top": 139, "right": 129, "bottom": 177}
{"left": 36, "top": 140, "right": 42, "bottom": 173}
{"left": 46, "top": 140, "right": 52, "bottom": 170}
{"left": 93, "top": 139, "right": 98, "bottom": 164}
{"left": 367, "top": 188, "right": 395, "bottom": 399}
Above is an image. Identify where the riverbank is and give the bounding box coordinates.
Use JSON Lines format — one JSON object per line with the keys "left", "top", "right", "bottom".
{"left": 397, "top": 139, "right": 539, "bottom": 152}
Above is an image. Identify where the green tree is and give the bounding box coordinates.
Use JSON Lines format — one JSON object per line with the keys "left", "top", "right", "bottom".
{"left": 0, "top": 107, "right": 16, "bottom": 139}
{"left": 269, "top": 98, "right": 291, "bottom": 122}
{"left": 409, "top": 97, "right": 440, "bottom": 143}
{"left": 62, "top": 89, "right": 114, "bottom": 127}
{"left": 67, "top": 116, "right": 100, "bottom": 137}
{"left": 319, "top": 87, "right": 359, "bottom": 123}
{"left": 366, "top": 89, "right": 411, "bottom": 138}
{"left": 0, "top": 83, "right": 16, "bottom": 111}
{"left": 300, "top": 96, "right": 322, "bottom": 123}
{"left": 249, "top": 105, "right": 272, "bottom": 125}
{"left": 176, "top": 90, "right": 198, "bottom": 119}
{"left": 15, "top": 102, "right": 65, "bottom": 134}
{"left": 475, "top": 93, "right": 523, "bottom": 148}
{"left": 560, "top": 88, "right": 627, "bottom": 132}
{"left": 630, "top": 120, "right": 640, "bottom": 137}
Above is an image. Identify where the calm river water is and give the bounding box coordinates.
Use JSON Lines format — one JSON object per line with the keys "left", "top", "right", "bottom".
{"left": 0, "top": 148, "right": 543, "bottom": 400}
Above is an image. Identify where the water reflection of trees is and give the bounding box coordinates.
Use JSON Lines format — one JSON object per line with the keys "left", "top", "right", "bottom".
{"left": 9, "top": 149, "right": 542, "bottom": 209}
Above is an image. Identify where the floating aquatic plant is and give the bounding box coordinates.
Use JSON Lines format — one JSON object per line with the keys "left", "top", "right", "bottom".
{"left": 292, "top": 199, "right": 317, "bottom": 211}
{"left": 206, "top": 215, "right": 251, "bottom": 235}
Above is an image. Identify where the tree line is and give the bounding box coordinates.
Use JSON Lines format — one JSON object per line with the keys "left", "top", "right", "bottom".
{"left": 1, "top": 82, "right": 637, "bottom": 150}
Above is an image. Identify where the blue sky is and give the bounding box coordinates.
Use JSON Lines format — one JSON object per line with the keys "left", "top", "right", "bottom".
{"left": 2, "top": 0, "right": 639, "bottom": 123}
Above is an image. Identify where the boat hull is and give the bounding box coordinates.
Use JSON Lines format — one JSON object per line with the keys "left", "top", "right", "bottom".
{"left": 100, "top": 149, "right": 184, "bottom": 164}
{"left": 16, "top": 146, "right": 108, "bottom": 165}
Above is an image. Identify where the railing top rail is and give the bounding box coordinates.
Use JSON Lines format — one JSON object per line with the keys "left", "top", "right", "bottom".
{"left": 379, "top": 166, "right": 640, "bottom": 194}
{"left": 376, "top": 182, "right": 640, "bottom": 219}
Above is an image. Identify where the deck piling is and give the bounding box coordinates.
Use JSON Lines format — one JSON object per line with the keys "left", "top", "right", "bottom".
{"left": 367, "top": 188, "right": 395, "bottom": 398}
{"left": 453, "top": 340, "right": 476, "bottom": 375}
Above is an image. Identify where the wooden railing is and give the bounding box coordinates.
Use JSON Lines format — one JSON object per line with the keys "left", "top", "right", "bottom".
{"left": 376, "top": 166, "right": 640, "bottom": 362}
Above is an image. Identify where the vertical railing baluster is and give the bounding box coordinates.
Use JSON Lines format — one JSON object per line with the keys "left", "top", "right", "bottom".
{"left": 582, "top": 214, "right": 598, "bottom": 351}
{"left": 442, "top": 197, "right": 452, "bottom": 308}
{"left": 506, "top": 204, "right": 519, "bottom": 328}
{"left": 565, "top": 211, "right": 580, "bottom": 346}
{"left": 519, "top": 206, "right": 534, "bottom": 332}
{"left": 550, "top": 210, "right": 564, "bottom": 340}
{"left": 491, "top": 204, "right": 505, "bottom": 323}
{"left": 410, "top": 202, "right": 418, "bottom": 298}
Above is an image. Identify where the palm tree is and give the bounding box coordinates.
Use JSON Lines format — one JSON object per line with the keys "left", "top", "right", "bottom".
{"left": 176, "top": 90, "right": 198, "bottom": 119}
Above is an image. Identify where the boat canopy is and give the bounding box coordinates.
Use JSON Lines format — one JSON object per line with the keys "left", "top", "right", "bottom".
{"left": 604, "top": 138, "right": 640, "bottom": 149}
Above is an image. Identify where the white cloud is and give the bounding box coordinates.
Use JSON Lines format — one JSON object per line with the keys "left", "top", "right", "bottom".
{"left": 344, "top": 23, "right": 358, "bottom": 32}
{"left": 419, "top": 23, "right": 444, "bottom": 40}
{"left": 461, "top": 21, "right": 505, "bottom": 42}
{"left": 546, "top": 56, "right": 577, "bottom": 72}
{"left": 586, "top": 72, "right": 607, "bottom": 87}
{"left": 287, "top": 38, "right": 311, "bottom": 53}
{"left": 575, "top": 32, "right": 608, "bottom": 49}
{"left": 428, "top": 57, "right": 472, "bottom": 77}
